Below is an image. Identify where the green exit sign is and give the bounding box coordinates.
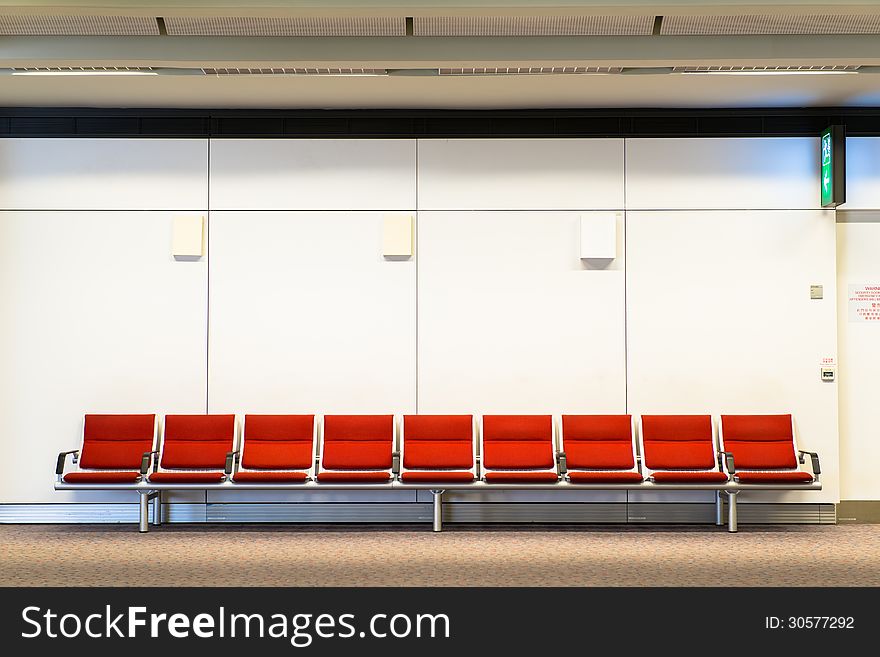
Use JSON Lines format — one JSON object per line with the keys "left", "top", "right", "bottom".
{"left": 821, "top": 125, "right": 846, "bottom": 208}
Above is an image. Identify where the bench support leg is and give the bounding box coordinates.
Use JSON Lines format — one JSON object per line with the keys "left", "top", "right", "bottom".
{"left": 715, "top": 490, "right": 723, "bottom": 526}
{"left": 431, "top": 489, "right": 444, "bottom": 533}
{"left": 727, "top": 491, "right": 738, "bottom": 533}
{"left": 139, "top": 492, "right": 150, "bottom": 533}
{"left": 153, "top": 490, "right": 162, "bottom": 526}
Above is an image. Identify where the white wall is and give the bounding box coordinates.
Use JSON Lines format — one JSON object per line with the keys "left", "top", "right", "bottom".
{"left": 0, "top": 134, "right": 863, "bottom": 510}
{"left": 835, "top": 138, "right": 880, "bottom": 500}
{"left": 0, "top": 138, "right": 209, "bottom": 504}
{"left": 626, "top": 138, "right": 839, "bottom": 503}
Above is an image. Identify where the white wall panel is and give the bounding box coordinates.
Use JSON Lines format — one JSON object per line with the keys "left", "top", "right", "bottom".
{"left": 625, "top": 138, "right": 819, "bottom": 210}
{"left": 843, "top": 137, "right": 880, "bottom": 209}
{"left": 209, "top": 139, "right": 416, "bottom": 210}
{"left": 0, "top": 138, "right": 207, "bottom": 210}
{"left": 208, "top": 211, "right": 416, "bottom": 415}
{"left": 418, "top": 211, "right": 626, "bottom": 414}
{"left": 626, "top": 210, "right": 839, "bottom": 503}
{"left": 417, "top": 139, "right": 624, "bottom": 210}
{"left": 0, "top": 211, "right": 208, "bottom": 503}
{"left": 837, "top": 219, "right": 880, "bottom": 499}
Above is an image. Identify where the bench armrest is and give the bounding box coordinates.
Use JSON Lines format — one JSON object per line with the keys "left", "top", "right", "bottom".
{"left": 140, "top": 450, "right": 159, "bottom": 475}
{"left": 392, "top": 451, "right": 401, "bottom": 475}
{"left": 475, "top": 454, "right": 481, "bottom": 480}
{"left": 799, "top": 450, "right": 821, "bottom": 477}
{"left": 557, "top": 451, "right": 567, "bottom": 475}
{"left": 225, "top": 450, "right": 240, "bottom": 475}
{"left": 719, "top": 451, "right": 736, "bottom": 475}
{"left": 55, "top": 450, "right": 80, "bottom": 475}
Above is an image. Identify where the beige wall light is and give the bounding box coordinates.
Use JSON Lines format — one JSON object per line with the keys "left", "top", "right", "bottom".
{"left": 383, "top": 214, "right": 413, "bottom": 258}
{"left": 172, "top": 214, "right": 205, "bottom": 260}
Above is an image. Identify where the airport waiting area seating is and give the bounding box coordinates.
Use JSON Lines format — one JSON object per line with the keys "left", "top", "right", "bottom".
{"left": 56, "top": 412, "right": 821, "bottom": 534}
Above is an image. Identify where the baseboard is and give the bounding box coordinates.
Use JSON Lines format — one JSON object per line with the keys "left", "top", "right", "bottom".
{"left": 837, "top": 500, "right": 880, "bottom": 524}
{"left": 0, "top": 502, "right": 835, "bottom": 525}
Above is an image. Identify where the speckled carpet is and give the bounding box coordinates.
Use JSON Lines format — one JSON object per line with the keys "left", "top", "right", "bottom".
{"left": 1, "top": 524, "right": 876, "bottom": 587}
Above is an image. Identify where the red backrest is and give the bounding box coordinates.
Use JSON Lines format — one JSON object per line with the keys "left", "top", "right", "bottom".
{"left": 79, "top": 414, "right": 156, "bottom": 470}
{"left": 641, "top": 415, "right": 715, "bottom": 470}
{"left": 242, "top": 415, "right": 315, "bottom": 470}
{"left": 721, "top": 414, "right": 797, "bottom": 469}
{"left": 322, "top": 415, "right": 394, "bottom": 470}
{"left": 161, "top": 415, "right": 236, "bottom": 469}
{"left": 562, "top": 415, "right": 634, "bottom": 470}
{"left": 482, "top": 415, "right": 554, "bottom": 470}
{"left": 403, "top": 415, "right": 474, "bottom": 469}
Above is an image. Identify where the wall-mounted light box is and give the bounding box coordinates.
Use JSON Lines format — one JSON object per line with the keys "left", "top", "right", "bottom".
{"left": 383, "top": 214, "right": 413, "bottom": 258}
{"left": 172, "top": 215, "right": 205, "bottom": 259}
{"left": 820, "top": 124, "right": 846, "bottom": 208}
{"left": 579, "top": 212, "right": 618, "bottom": 259}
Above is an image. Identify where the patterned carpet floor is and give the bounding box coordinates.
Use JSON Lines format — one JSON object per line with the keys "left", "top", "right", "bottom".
{"left": 1, "top": 524, "right": 877, "bottom": 587}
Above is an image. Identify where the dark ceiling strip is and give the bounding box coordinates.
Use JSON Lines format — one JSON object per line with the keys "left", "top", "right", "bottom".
{"left": 0, "top": 107, "right": 877, "bottom": 137}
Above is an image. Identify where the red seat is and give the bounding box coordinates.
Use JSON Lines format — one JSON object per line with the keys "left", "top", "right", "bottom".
{"left": 400, "top": 471, "right": 476, "bottom": 483}
{"left": 734, "top": 471, "right": 814, "bottom": 483}
{"left": 640, "top": 415, "right": 727, "bottom": 484}
{"left": 61, "top": 414, "right": 156, "bottom": 484}
{"left": 317, "top": 471, "right": 392, "bottom": 482}
{"left": 651, "top": 471, "right": 729, "bottom": 483}
{"left": 148, "top": 414, "right": 235, "bottom": 484}
{"left": 317, "top": 415, "right": 394, "bottom": 483}
{"left": 567, "top": 471, "right": 644, "bottom": 483}
{"left": 561, "top": 415, "right": 642, "bottom": 484}
{"left": 482, "top": 415, "right": 558, "bottom": 483}
{"left": 720, "top": 414, "right": 814, "bottom": 484}
{"left": 63, "top": 471, "right": 143, "bottom": 484}
{"left": 233, "top": 414, "right": 315, "bottom": 484}
{"left": 232, "top": 471, "right": 309, "bottom": 483}
{"left": 400, "top": 415, "right": 475, "bottom": 484}
{"left": 484, "top": 471, "right": 559, "bottom": 482}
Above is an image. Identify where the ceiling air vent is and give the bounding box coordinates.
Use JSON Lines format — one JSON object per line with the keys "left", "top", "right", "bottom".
{"left": 661, "top": 14, "right": 880, "bottom": 35}
{"left": 165, "top": 16, "right": 405, "bottom": 36}
{"left": 10, "top": 66, "right": 158, "bottom": 75}
{"left": 0, "top": 15, "right": 159, "bottom": 35}
{"left": 202, "top": 68, "right": 387, "bottom": 75}
{"left": 674, "top": 65, "right": 860, "bottom": 73}
{"left": 439, "top": 67, "right": 622, "bottom": 75}
{"left": 413, "top": 15, "right": 654, "bottom": 36}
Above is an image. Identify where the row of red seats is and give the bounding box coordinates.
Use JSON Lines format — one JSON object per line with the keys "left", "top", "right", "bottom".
{"left": 56, "top": 413, "right": 820, "bottom": 486}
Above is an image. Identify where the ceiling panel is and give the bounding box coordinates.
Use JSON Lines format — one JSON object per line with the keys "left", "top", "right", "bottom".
{"left": 661, "top": 14, "right": 880, "bottom": 35}
{"left": 0, "top": 14, "right": 159, "bottom": 35}
{"left": 164, "top": 16, "right": 405, "bottom": 36}
{"left": 413, "top": 15, "right": 654, "bottom": 36}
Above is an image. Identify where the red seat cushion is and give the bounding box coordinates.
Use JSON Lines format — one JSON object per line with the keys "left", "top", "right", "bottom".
{"left": 641, "top": 415, "right": 717, "bottom": 470}
{"left": 148, "top": 471, "right": 226, "bottom": 483}
{"left": 562, "top": 415, "right": 635, "bottom": 470}
{"left": 403, "top": 415, "right": 473, "bottom": 469}
{"left": 321, "top": 415, "right": 393, "bottom": 470}
{"left": 722, "top": 414, "right": 799, "bottom": 470}
{"left": 317, "top": 471, "right": 392, "bottom": 482}
{"left": 568, "top": 471, "right": 643, "bottom": 483}
{"left": 63, "top": 471, "right": 142, "bottom": 484}
{"left": 78, "top": 414, "right": 156, "bottom": 470}
{"left": 233, "top": 471, "right": 309, "bottom": 483}
{"left": 651, "top": 471, "right": 728, "bottom": 483}
{"left": 161, "top": 415, "right": 236, "bottom": 470}
{"left": 242, "top": 415, "right": 315, "bottom": 470}
{"left": 400, "top": 471, "right": 475, "bottom": 483}
{"left": 482, "top": 415, "right": 554, "bottom": 470}
{"left": 735, "top": 471, "right": 814, "bottom": 483}
{"left": 484, "top": 471, "right": 558, "bottom": 483}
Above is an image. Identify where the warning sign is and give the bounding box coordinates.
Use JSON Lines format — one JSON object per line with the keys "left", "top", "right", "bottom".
{"left": 848, "top": 284, "right": 880, "bottom": 323}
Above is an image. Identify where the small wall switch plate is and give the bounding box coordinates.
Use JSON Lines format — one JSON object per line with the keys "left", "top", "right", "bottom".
{"left": 810, "top": 285, "right": 824, "bottom": 300}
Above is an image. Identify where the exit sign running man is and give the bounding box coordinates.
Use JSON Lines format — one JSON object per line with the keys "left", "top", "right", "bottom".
{"left": 821, "top": 125, "right": 846, "bottom": 208}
